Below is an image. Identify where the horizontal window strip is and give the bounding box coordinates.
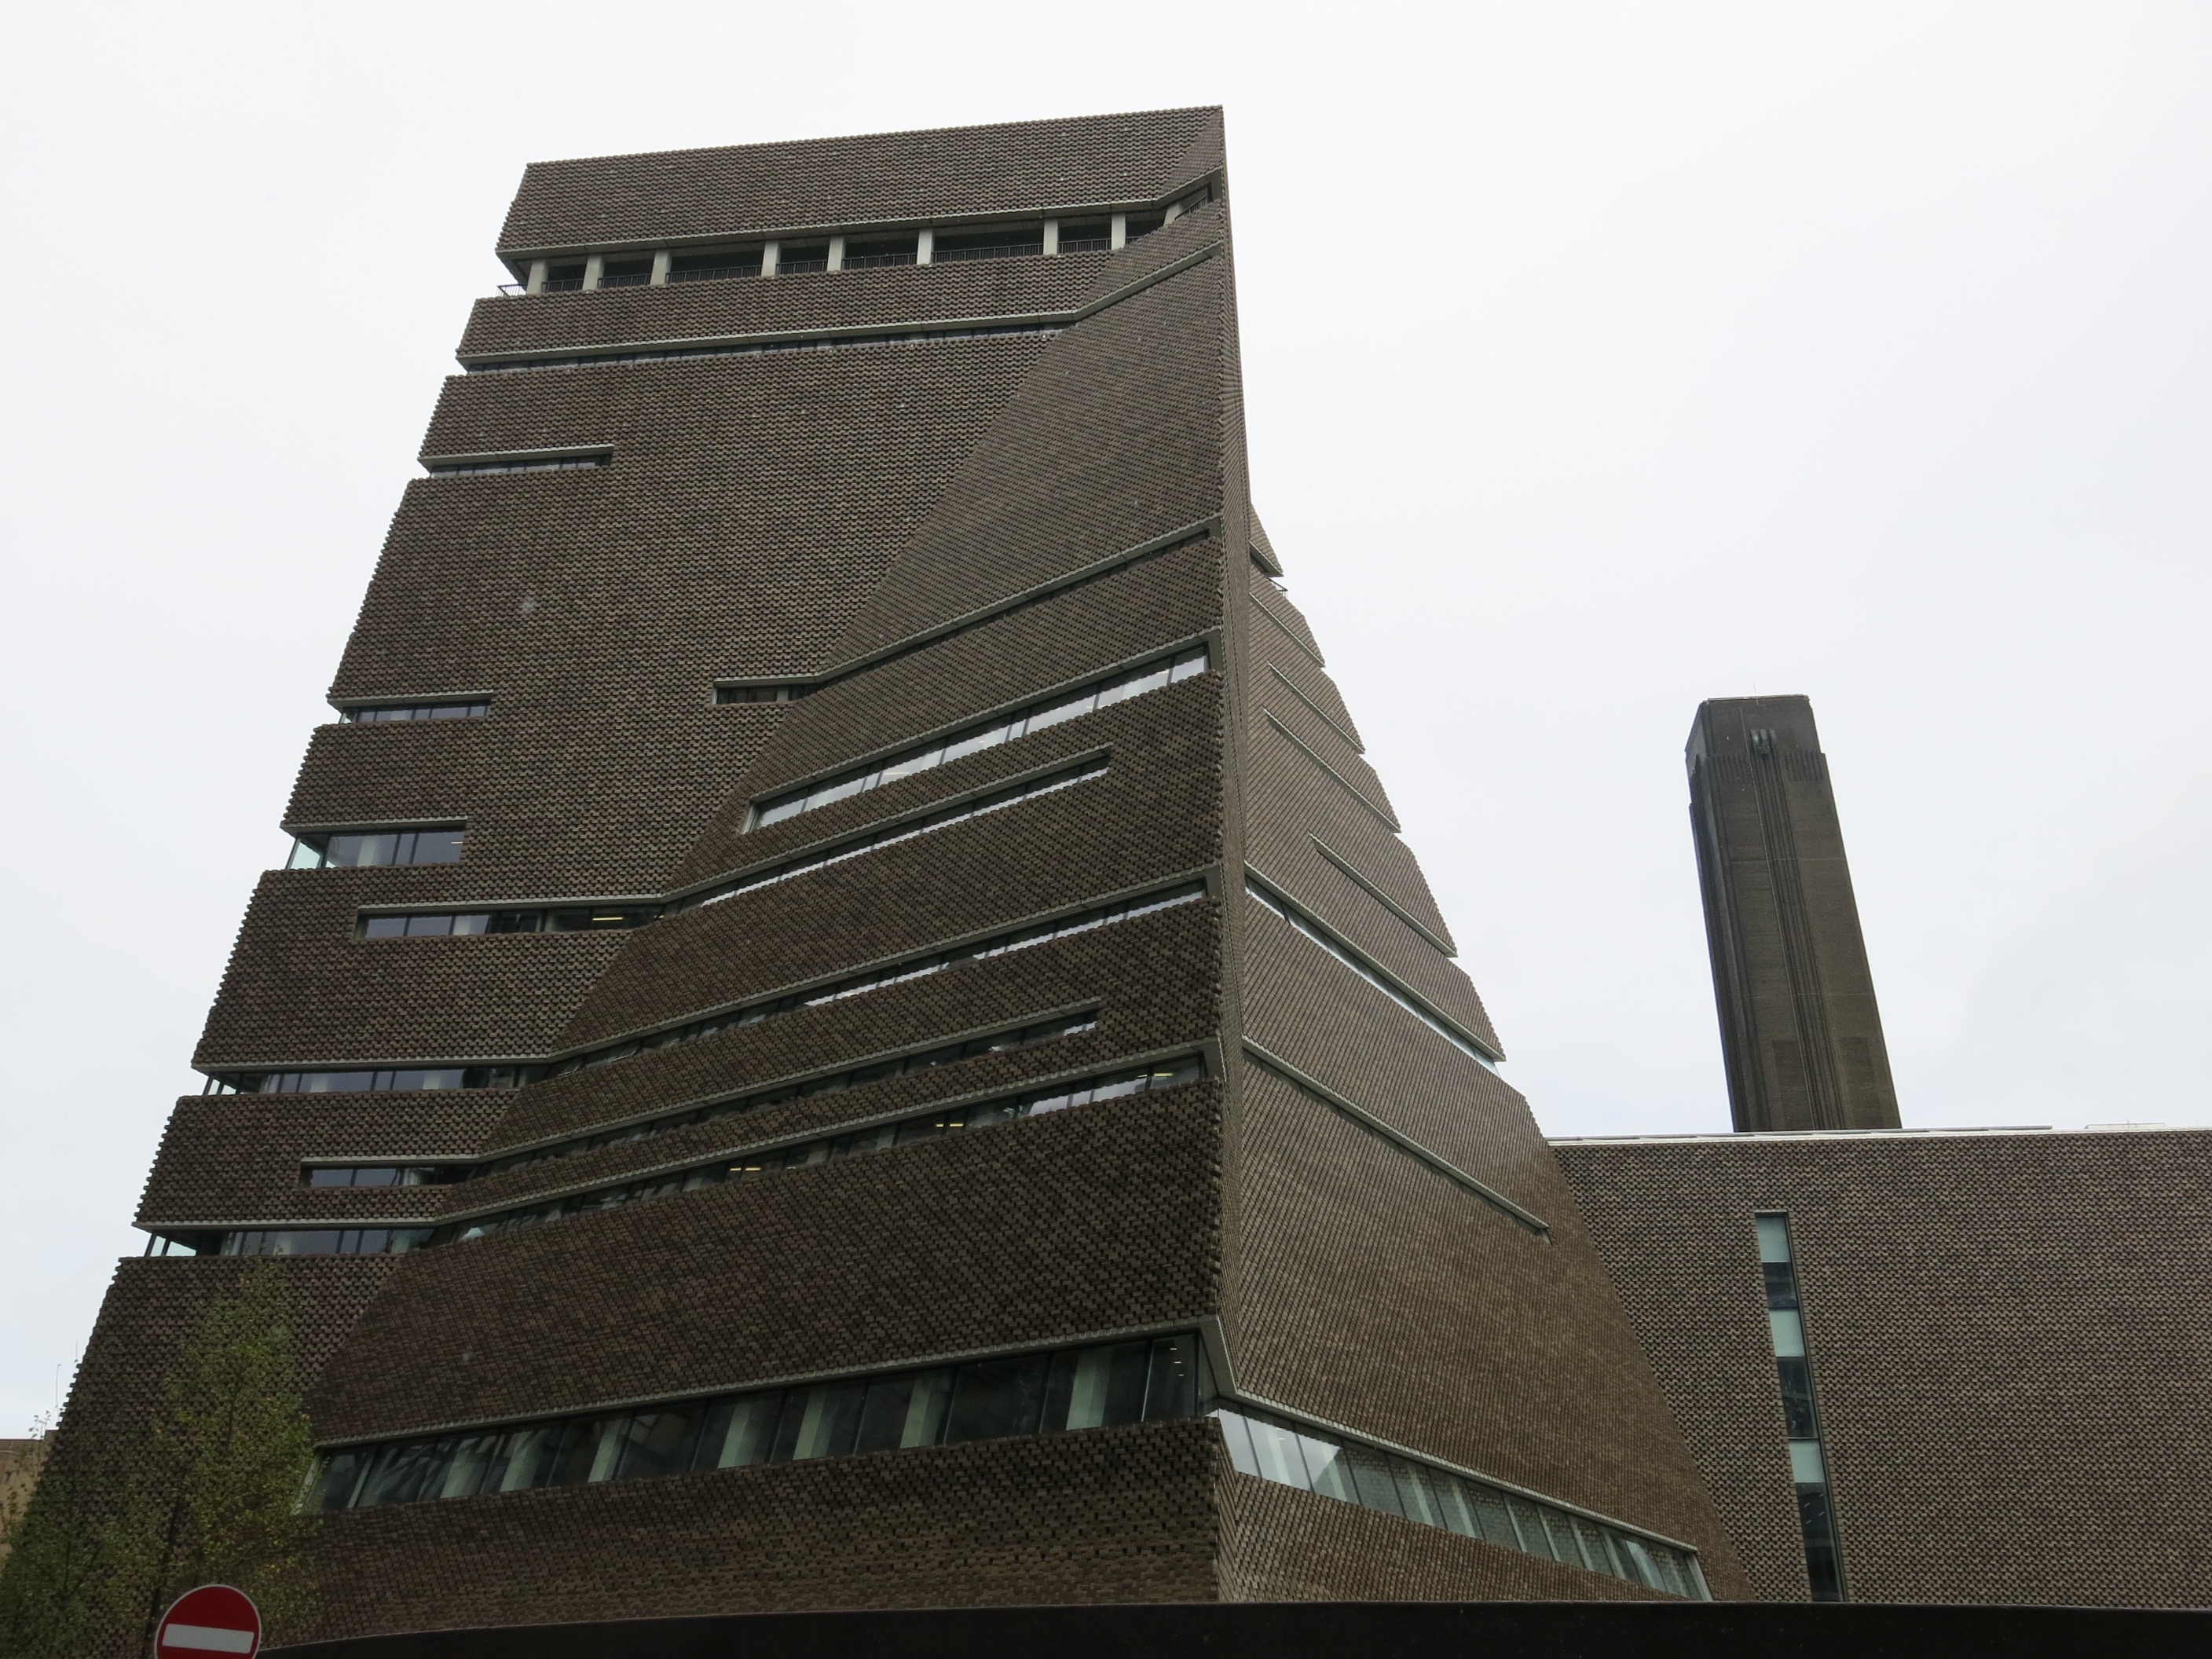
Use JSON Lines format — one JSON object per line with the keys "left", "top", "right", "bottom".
{"left": 220, "top": 1227, "right": 433, "bottom": 1258}
{"left": 361, "top": 905, "right": 655, "bottom": 939}
{"left": 306, "top": 1331, "right": 1210, "bottom": 1511}
{"left": 157, "top": 1058, "right": 1203, "bottom": 1262}
{"left": 679, "top": 760, "right": 1108, "bottom": 912}
{"left": 202, "top": 885, "right": 1203, "bottom": 1097}
{"left": 1262, "top": 712, "right": 1398, "bottom": 830}
{"left": 305, "top": 1164, "right": 466, "bottom": 1188}
{"left": 536, "top": 881, "right": 1207, "bottom": 1082}
{"left": 1310, "top": 837, "right": 1456, "bottom": 957}
{"left": 1245, "top": 876, "right": 1498, "bottom": 1067}
{"left": 463, "top": 323, "right": 1063, "bottom": 375}
{"left": 287, "top": 826, "right": 466, "bottom": 870}
{"left": 352, "top": 764, "right": 1101, "bottom": 943}
{"left": 340, "top": 700, "right": 490, "bottom": 723}
{"left": 1213, "top": 1405, "right": 1707, "bottom": 1599}
{"left": 206, "top": 1066, "right": 521, "bottom": 1097}
{"left": 753, "top": 647, "right": 1206, "bottom": 830}
{"left": 472, "top": 1010, "right": 1100, "bottom": 1181}
{"left": 1242, "top": 1042, "right": 1546, "bottom": 1236}
{"left": 438, "top": 1058, "right": 1204, "bottom": 1248}
{"left": 425, "top": 454, "right": 607, "bottom": 477}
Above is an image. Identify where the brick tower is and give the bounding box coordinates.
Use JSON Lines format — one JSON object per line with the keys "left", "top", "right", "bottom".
{"left": 1686, "top": 697, "right": 1901, "bottom": 1132}
{"left": 71, "top": 111, "right": 1743, "bottom": 1642}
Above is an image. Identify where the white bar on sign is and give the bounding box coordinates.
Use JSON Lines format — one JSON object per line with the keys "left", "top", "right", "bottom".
{"left": 162, "top": 1624, "right": 256, "bottom": 1653}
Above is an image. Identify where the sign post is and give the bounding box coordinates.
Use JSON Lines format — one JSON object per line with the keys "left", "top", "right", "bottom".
{"left": 154, "top": 1584, "right": 262, "bottom": 1657}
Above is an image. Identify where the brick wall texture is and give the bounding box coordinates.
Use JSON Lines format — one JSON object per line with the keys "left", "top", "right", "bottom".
{"left": 1554, "top": 1129, "right": 2212, "bottom": 1608}
{"left": 61, "top": 108, "right": 1804, "bottom": 1644}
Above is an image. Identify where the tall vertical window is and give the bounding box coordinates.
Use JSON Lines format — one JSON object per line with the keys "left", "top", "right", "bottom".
{"left": 1758, "top": 1213, "right": 1843, "bottom": 1601}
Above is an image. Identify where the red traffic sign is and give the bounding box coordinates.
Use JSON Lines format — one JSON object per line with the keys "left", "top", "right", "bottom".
{"left": 155, "top": 1584, "right": 262, "bottom": 1657}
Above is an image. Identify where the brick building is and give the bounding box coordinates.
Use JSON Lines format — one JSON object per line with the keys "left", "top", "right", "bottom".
{"left": 51, "top": 111, "right": 2207, "bottom": 1643}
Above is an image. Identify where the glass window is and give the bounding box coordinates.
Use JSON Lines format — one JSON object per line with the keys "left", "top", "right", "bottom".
{"left": 440, "top": 1433, "right": 507, "bottom": 1499}
{"left": 1214, "top": 1408, "right": 1261, "bottom": 1476}
{"left": 1246, "top": 1418, "right": 1313, "bottom": 1489}
{"left": 1769, "top": 1309, "right": 1807, "bottom": 1359}
{"left": 789, "top": 1382, "right": 867, "bottom": 1461}
{"left": 853, "top": 1375, "right": 919, "bottom": 1455}
{"left": 1141, "top": 1334, "right": 1202, "bottom": 1420}
{"left": 899, "top": 1369, "right": 954, "bottom": 1448}
{"left": 1341, "top": 1445, "right": 1404, "bottom": 1517}
{"left": 749, "top": 647, "right": 1207, "bottom": 830}
{"left": 943, "top": 1353, "right": 1050, "bottom": 1443}
{"left": 701, "top": 1394, "right": 780, "bottom": 1470}
{"left": 1778, "top": 1357, "right": 1818, "bottom": 1439}
{"left": 293, "top": 826, "right": 465, "bottom": 869}
{"left": 1756, "top": 1214, "right": 1793, "bottom": 1263}
{"left": 1468, "top": 1485, "right": 1518, "bottom": 1547}
{"left": 613, "top": 1405, "right": 709, "bottom": 1479}
{"left": 1788, "top": 1440, "right": 1827, "bottom": 1485}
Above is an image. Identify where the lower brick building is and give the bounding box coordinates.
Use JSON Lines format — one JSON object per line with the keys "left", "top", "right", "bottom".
{"left": 1554, "top": 1124, "right": 2212, "bottom": 1609}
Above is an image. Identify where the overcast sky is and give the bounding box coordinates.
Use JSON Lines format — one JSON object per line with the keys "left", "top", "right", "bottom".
{"left": 3, "top": 2, "right": 2207, "bottom": 1431}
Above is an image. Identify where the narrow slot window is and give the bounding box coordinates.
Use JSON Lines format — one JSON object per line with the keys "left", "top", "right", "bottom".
{"left": 1759, "top": 1214, "right": 1845, "bottom": 1601}
{"left": 752, "top": 645, "right": 1205, "bottom": 830}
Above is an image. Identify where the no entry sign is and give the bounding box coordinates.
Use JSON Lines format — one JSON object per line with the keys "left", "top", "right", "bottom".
{"left": 155, "top": 1584, "right": 262, "bottom": 1657}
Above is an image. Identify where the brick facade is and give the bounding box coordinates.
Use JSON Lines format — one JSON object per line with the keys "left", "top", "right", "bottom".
{"left": 63, "top": 110, "right": 1751, "bottom": 1646}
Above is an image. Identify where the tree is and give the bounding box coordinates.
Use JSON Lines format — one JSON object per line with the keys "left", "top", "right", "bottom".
{"left": 0, "top": 1263, "right": 320, "bottom": 1656}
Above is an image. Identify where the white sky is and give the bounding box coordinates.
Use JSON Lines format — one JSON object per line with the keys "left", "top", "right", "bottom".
{"left": 3, "top": 2, "right": 2207, "bottom": 1430}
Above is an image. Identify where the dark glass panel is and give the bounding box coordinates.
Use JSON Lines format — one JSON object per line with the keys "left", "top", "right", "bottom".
{"left": 1125, "top": 211, "right": 1166, "bottom": 240}
{"left": 410, "top": 829, "right": 466, "bottom": 865}
{"left": 1764, "top": 1261, "right": 1800, "bottom": 1309}
{"left": 1777, "top": 1357, "right": 1818, "bottom": 1439}
{"left": 1097, "top": 1340, "right": 1152, "bottom": 1427}
{"left": 361, "top": 917, "right": 407, "bottom": 938}
{"left": 614, "top": 1404, "right": 709, "bottom": 1479}
{"left": 791, "top": 1382, "right": 868, "bottom": 1460}
{"left": 359, "top": 1437, "right": 452, "bottom": 1507}
{"left": 1799, "top": 1487, "right": 1844, "bottom": 1600}
{"left": 766, "top": 1390, "right": 811, "bottom": 1464}
{"left": 1040, "top": 1350, "right": 1079, "bottom": 1434}
{"left": 540, "top": 1418, "right": 608, "bottom": 1487}
{"left": 437, "top": 1433, "right": 507, "bottom": 1499}
{"left": 308, "top": 1449, "right": 368, "bottom": 1511}
{"left": 1141, "top": 1334, "right": 1200, "bottom": 1420}
{"left": 943, "top": 1353, "right": 1050, "bottom": 1444}
{"left": 698, "top": 1393, "right": 780, "bottom": 1470}
{"left": 854, "top": 1375, "right": 917, "bottom": 1454}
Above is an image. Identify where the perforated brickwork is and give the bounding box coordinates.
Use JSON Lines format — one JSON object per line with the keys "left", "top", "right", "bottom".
{"left": 1555, "top": 1130, "right": 2212, "bottom": 1607}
